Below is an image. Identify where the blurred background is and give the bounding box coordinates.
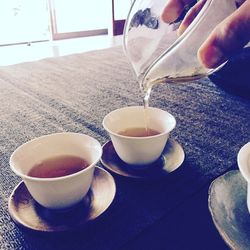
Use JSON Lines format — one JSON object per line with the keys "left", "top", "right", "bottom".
{"left": 0, "top": 0, "right": 133, "bottom": 65}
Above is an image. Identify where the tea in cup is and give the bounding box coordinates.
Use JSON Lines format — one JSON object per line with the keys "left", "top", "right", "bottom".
{"left": 102, "top": 106, "right": 176, "bottom": 166}
{"left": 10, "top": 132, "right": 102, "bottom": 210}
{"left": 237, "top": 142, "right": 250, "bottom": 213}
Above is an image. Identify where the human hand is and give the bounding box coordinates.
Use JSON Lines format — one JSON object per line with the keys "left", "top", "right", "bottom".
{"left": 162, "top": 0, "right": 250, "bottom": 68}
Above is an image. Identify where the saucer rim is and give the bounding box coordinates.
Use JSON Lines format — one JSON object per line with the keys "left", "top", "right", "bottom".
{"left": 100, "top": 138, "right": 185, "bottom": 179}
{"left": 208, "top": 170, "right": 244, "bottom": 250}
{"left": 8, "top": 166, "right": 116, "bottom": 232}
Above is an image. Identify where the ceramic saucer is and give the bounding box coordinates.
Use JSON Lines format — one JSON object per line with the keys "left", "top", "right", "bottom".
{"left": 208, "top": 170, "right": 250, "bottom": 250}
{"left": 100, "top": 138, "right": 185, "bottom": 179}
{"left": 8, "top": 167, "right": 116, "bottom": 232}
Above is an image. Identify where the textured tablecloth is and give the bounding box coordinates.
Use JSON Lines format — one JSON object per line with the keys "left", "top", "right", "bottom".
{"left": 0, "top": 46, "right": 249, "bottom": 250}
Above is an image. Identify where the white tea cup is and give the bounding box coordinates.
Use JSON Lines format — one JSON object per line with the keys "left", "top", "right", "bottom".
{"left": 10, "top": 132, "right": 102, "bottom": 210}
{"left": 103, "top": 106, "right": 176, "bottom": 166}
{"left": 238, "top": 142, "right": 250, "bottom": 213}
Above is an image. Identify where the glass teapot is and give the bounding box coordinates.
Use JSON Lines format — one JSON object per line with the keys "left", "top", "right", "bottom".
{"left": 123, "top": 0, "right": 246, "bottom": 91}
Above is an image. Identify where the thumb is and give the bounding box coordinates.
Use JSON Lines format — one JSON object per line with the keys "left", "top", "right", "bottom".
{"left": 198, "top": 0, "right": 250, "bottom": 69}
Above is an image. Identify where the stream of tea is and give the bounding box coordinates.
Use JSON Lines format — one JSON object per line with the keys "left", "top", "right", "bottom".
{"left": 141, "top": 82, "right": 153, "bottom": 136}
{"left": 141, "top": 73, "right": 207, "bottom": 135}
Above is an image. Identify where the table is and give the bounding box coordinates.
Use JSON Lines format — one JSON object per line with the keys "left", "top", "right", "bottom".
{"left": 0, "top": 46, "right": 249, "bottom": 250}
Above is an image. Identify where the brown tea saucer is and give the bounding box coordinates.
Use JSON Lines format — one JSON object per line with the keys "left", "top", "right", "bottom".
{"left": 8, "top": 167, "right": 116, "bottom": 232}
{"left": 100, "top": 139, "right": 185, "bottom": 179}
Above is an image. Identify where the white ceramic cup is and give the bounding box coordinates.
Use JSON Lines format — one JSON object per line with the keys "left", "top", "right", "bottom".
{"left": 237, "top": 142, "right": 250, "bottom": 213}
{"left": 102, "top": 106, "right": 176, "bottom": 166}
{"left": 10, "top": 132, "right": 102, "bottom": 210}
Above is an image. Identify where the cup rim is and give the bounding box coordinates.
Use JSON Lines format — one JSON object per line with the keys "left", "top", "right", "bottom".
{"left": 102, "top": 106, "right": 176, "bottom": 140}
{"left": 9, "top": 132, "right": 102, "bottom": 182}
{"left": 237, "top": 142, "right": 250, "bottom": 182}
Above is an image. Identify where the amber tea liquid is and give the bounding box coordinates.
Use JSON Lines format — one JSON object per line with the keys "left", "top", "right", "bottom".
{"left": 118, "top": 127, "right": 160, "bottom": 137}
{"left": 28, "top": 155, "right": 89, "bottom": 178}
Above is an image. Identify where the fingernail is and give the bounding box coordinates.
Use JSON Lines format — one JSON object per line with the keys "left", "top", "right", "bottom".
{"left": 177, "top": 24, "right": 186, "bottom": 36}
{"left": 198, "top": 45, "right": 225, "bottom": 69}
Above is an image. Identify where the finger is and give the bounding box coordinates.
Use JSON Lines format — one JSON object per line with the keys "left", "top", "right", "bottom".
{"left": 161, "top": 0, "right": 194, "bottom": 23}
{"left": 178, "top": 0, "right": 207, "bottom": 36}
{"left": 198, "top": 0, "right": 250, "bottom": 68}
